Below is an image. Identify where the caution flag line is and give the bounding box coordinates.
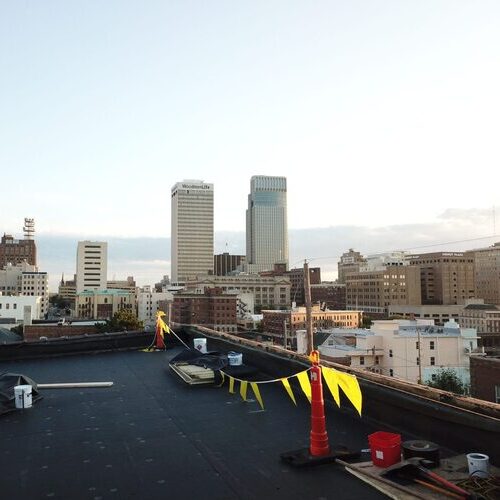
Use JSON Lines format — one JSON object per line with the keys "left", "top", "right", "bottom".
{"left": 219, "top": 365, "right": 362, "bottom": 416}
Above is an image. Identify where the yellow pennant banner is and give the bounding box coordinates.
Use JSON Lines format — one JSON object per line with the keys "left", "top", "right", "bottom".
{"left": 251, "top": 382, "right": 264, "bottom": 410}
{"left": 281, "top": 378, "right": 297, "bottom": 406}
{"left": 296, "top": 370, "right": 312, "bottom": 403}
{"left": 220, "top": 365, "right": 362, "bottom": 416}
{"left": 240, "top": 380, "right": 248, "bottom": 401}
{"left": 322, "top": 367, "right": 362, "bottom": 416}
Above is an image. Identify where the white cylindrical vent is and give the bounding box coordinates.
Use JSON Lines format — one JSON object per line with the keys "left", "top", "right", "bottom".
{"left": 14, "top": 385, "right": 33, "bottom": 409}
{"left": 467, "top": 453, "right": 489, "bottom": 478}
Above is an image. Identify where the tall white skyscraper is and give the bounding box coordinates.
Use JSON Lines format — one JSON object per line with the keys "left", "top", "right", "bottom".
{"left": 246, "top": 175, "right": 288, "bottom": 273}
{"left": 76, "top": 241, "right": 108, "bottom": 293}
{"left": 171, "top": 180, "right": 214, "bottom": 284}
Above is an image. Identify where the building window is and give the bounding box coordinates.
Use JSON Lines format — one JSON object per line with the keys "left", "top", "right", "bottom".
{"left": 430, "top": 357, "right": 435, "bottom": 366}
{"left": 389, "top": 349, "right": 393, "bottom": 358}
{"left": 374, "top": 356, "right": 379, "bottom": 365}
{"left": 430, "top": 341, "right": 435, "bottom": 350}
{"left": 416, "top": 341, "right": 419, "bottom": 350}
{"left": 389, "top": 369, "right": 394, "bottom": 377}
{"left": 416, "top": 357, "right": 420, "bottom": 366}
{"left": 359, "top": 356, "right": 365, "bottom": 366}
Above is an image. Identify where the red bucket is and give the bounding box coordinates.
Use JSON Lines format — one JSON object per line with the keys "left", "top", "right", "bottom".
{"left": 368, "top": 431, "right": 401, "bottom": 468}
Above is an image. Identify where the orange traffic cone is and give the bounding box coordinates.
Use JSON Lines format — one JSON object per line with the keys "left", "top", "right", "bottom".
{"left": 309, "top": 354, "right": 330, "bottom": 456}
{"left": 280, "top": 350, "right": 359, "bottom": 467}
{"left": 154, "top": 325, "right": 165, "bottom": 350}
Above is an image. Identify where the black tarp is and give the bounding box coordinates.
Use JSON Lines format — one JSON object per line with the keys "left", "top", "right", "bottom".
{"left": 169, "top": 348, "right": 260, "bottom": 381}
{"left": 0, "top": 372, "right": 42, "bottom": 415}
{"left": 170, "top": 349, "right": 230, "bottom": 370}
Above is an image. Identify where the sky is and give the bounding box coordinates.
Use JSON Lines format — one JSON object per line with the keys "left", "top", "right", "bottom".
{"left": 1, "top": 1, "right": 500, "bottom": 289}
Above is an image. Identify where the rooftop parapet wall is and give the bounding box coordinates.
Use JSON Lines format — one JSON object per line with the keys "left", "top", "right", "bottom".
{"left": 191, "top": 325, "right": 500, "bottom": 464}
{"left": 24, "top": 325, "right": 99, "bottom": 341}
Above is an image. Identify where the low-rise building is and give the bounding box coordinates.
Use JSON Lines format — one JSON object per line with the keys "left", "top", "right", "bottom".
{"left": 470, "top": 354, "right": 500, "bottom": 403}
{"left": 21, "top": 271, "right": 49, "bottom": 318}
{"left": 318, "top": 319, "right": 479, "bottom": 386}
{"left": 171, "top": 288, "right": 237, "bottom": 333}
{"left": 460, "top": 301, "right": 500, "bottom": 349}
{"left": 473, "top": 242, "right": 500, "bottom": 305}
{"left": 388, "top": 304, "right": 463, "bottom": 325}
{"left": 184, "top": 274, "right": 291, "bottom": 310}
{"left": 0, "top": 262, "right": 49, "bottom": 318}
{"left": 262, "top": 305, "right": 363, "bottom": 343}
{"left": 0, "top": 295, "right": 42, "bottom": 323}
{"left": 137, "top": 286, "right": 173, "bottom": 325}
{"left": 76, "top": 289, "right": 135, "bottom": 320}
{"left": 58, "top": 274, "right": 77, "bottom": 304}
{"left": 345, "top": 265, "right": 421, "bottom": 314}
{"left": 311, "top": 282, "right": 346, "bottom": 310}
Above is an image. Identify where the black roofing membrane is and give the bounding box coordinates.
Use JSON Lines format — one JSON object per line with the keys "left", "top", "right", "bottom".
{"left": 0, "top": 348, "right": 387, "bottom": 499}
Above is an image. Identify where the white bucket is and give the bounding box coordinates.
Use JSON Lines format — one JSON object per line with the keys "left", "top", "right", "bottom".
{"left": 467, "top": 453, "right": 489, "bottom": 478}
{"left": 227, "top": 352, "right": 243, "bottom": 366}
{"left": 194, "top": 338, "right": 207, "bottom": 354}
{"left": 14, "top": 385, "right": 33, "bottom": 409}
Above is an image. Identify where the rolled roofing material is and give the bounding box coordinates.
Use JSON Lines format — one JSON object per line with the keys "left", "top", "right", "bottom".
{"left": 402, "top": 440, "right": 440, "bottom": 468}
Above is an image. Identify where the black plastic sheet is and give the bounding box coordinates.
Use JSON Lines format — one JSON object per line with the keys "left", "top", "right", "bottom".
{"left": 0, "top": 372, "right": 42, "bottom": 415}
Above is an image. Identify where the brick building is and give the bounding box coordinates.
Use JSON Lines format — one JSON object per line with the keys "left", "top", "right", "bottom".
{"left": 262, "top": 305, "right": 362, "bottom": 340}
{"left": 185, "top": 274, "right": 290, "bottom": 310}
{"left": 473, "top": 242, "right": 500, "bottom": 305}
{"left": 311, "top": 282, "right": 346, "bottom": 310}
{"left": 0, "top": 233, "right": 37, "bottom": 268}
{"left": 171, "top": 288, "right": 237, "bottom": 333}
{"left": 470, "top": 355, "right": 500, "bottom": 403}
{"left": 285, "top": 267, "right": 321, "bottom": 306}
{"left": 338, "top": 249, "right": 366, "bottom": 284}
{"left": 460, "top": 302, "right": 500, "bottom": 349}
{"left": 214, "top": 253, "right": 246, "bottom": 276}
{"left": 76, "top": 289, "right": 135, "bottom": 320}
{"left": 407, "top": 252, "right": 475, "bottom": 305}
{"left": 345, "top": 265, "right": 421, "bottom": 315}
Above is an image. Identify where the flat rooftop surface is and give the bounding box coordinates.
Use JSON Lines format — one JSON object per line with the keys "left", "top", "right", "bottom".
{"left": 1, "top": 347, "right": 386, "bottom": 500}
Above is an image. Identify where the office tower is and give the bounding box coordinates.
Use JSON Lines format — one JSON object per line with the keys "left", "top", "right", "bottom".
{"left": 171, "top": 180, "right": 214, "bottom": 285}
{"left": 0, "top": 218, "right": 37, "bottom": 268}
{"left": 338, "top": 249, "right": 366, "bottom": 284}
{"left": 246, "top": 175, "right": 288, "bottom": 273}
{"left": 407, "top": 251, "right": 475, "bottom": 305}
{"left": 473, "top": 242, "right": 500, "bottom": 305}
{"left": 214, "top": 253, "right": 246, "bottom": 276}
{"left": 76, "top": 241, "right": 108, "bottom": 293}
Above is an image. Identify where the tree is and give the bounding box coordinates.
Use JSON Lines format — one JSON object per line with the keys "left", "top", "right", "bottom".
{"left": 49, "top": 294, "right": 70, "bottom": 309}
{"left": 95, "top": 309, "right": 143, "bottom": 333}
{"left": 428, "top": 368, "right": 466, "bottom": 395}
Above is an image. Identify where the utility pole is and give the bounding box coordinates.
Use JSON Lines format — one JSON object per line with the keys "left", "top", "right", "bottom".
{"left": 417, "top": 324, "right": 422, "bottom": 384}
{"left": 304, "top": 260, "right": 313, "bottom": 354}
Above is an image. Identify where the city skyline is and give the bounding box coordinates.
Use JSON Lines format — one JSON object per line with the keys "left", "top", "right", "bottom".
{"left": 1, "top": 2, "right": 499, "bottom": 238}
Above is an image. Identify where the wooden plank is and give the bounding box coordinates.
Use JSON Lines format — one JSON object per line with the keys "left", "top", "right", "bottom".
{"left": 169, "top": 364, "right": 215, "bottom": 385}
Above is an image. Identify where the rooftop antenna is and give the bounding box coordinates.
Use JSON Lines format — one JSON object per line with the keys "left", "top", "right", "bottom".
{"left": 23, "top": 218, "right": 35, "bottom": 240}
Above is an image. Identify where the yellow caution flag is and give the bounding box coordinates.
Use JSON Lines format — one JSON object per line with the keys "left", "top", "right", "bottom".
{"left": 322, "top": 367, "right": 362, "bottom": 416}
{"left": 281, "top": 378, "right": 297, "bottom": 406}
{"left": 229, "top": 376, "right": 235, "bottom": 394}
{"left": 296, "top": 370, "right": 312, "bottom": 403}
{"left": 240, "top": 380, "right": 248, "bottom": 401}
{"left": 251, "top": 382, "right": 264, "bottom": 410}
